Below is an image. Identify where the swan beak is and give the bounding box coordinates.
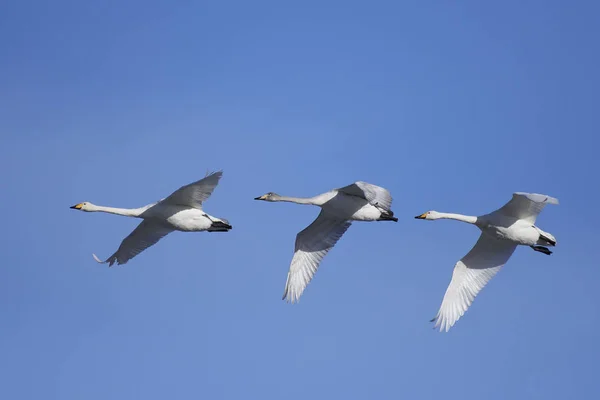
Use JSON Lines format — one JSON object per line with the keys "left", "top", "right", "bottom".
{"left": 70, "top": 203, "right": 83, "bottom": 210}
{"left": 254, "top": 195, "right": 266, "bottom": 201}
{"left": 415, "top": 213, "right": 427, "bottom": 219}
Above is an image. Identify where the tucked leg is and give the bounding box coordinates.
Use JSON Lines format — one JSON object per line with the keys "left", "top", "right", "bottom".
{"left": 531, "top": 245, "right": 552, "bottom": 255}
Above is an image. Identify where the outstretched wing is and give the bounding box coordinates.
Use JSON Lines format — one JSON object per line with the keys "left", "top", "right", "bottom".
{"left": 93, "top": 220, "right": 174, "bottom": 266}
{"left": 282, "top": 211, "right": 352, "bottom": 303}
{"left": 494, "top": 192, "right": 559, "bottom": 224}
{"left": 162, "top": 170, "right": 223, "bottom": 209}
{"left": 337, "top": 181, "right": 393, "bottom": 211}
{"left": 431, "top": 234, "right": 517, "bottom": 332}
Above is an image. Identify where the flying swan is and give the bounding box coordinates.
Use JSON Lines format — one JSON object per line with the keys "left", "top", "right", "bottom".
{"left": 254, "top": 181, "right": 397, "bottom": 303}
{"left": 415, "top": 192, "right": 558, "bottom": 332}
{"left": 70, "top": 171, "right": 231, "bottom": 266}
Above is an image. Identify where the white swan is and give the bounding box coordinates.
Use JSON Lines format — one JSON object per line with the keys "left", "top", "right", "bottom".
{"left": 70, "top": 171, "right": 231, "bottom": 266}
{"left": 415, "top": 192, "right": 559, "bottom": 332}
{"left": 254, "top": 181, "right": 397, "bottom": 303}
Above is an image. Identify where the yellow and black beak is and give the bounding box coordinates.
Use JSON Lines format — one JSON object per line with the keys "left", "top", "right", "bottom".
{"left": 254, "top": 195, "right": 266, "bottom": 201}
{"left": 70, "top": 203, "right": 83, "bottom": 210}
{"left": 414, "top": 212, "right": 427, "bottom": 219}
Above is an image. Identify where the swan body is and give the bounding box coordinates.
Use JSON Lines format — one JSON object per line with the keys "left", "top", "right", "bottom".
{"left": 70, "top": 171, "right": 231, "bottom": 266}
{"left": 476, "top": 215, "right": 543, "bottom": 245}
{"left": 144, "top": 205, "right": 216, "bottom": 231}
{"left": 255, "top": 181, "right": 397, "bottom": 303}
{"left": 415, "top": 192, "right": 558, "bottom": 332}
{"left": 316, "top": 190, "right": 385, "bottom": 221}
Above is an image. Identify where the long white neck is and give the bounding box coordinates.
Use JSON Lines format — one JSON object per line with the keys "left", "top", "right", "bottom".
{"left": 434, "top": 212, "right": 478, "bottom": 224}
{"left": 272, "top": 195, "right": 319, "bottom": 205}
{"left": 87, "top": 204, "right": 144, "bottom": 217}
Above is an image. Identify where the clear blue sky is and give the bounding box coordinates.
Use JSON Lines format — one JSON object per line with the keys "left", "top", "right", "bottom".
{"left": 1, "top": 1, "right": 598, "bottom": 399}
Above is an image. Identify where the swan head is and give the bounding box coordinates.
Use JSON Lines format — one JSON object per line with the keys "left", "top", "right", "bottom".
{"left": 415, "top": 211, "right": 442, "bottom": 220}
{"left": 70, "top": 202, "right": 94, "bottom": 211}
{"left": 254, "top": 192, "right": 280, "bottom": 202}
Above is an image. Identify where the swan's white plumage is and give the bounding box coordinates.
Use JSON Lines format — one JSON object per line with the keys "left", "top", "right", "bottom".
{"left": 418, "top": 191, "right": 558, "bottom": 332}
{"left": 283, "top": 212, "right": 352, "bottom": 303}
{"left": 256, "top": 180, "right": 395, "bottom": 303}
{"left": 72, "top": 170, "right": 230, "bottom": 266}
{"left": 432, "top": 234, "right": 517, "bottom": 332}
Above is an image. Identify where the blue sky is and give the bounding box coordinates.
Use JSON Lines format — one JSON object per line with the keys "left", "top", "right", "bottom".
{"left": 1, "top": 1, "right": 599, "bottom": 399}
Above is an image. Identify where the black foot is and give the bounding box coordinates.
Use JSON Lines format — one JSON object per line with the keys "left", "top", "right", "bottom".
{"left": 378, "top": 209, "right": 398, "bottom": 222}
{"left": 208, "top": 221, "right": 232, "bottom": 232}
{"left": 531, "top": 245, "right": 552, "bottom": 255}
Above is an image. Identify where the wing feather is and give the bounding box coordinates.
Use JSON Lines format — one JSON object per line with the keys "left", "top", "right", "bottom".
{"left": 337, "top": 181, "right": 393, "bottom": 211}
{"left": 282, "top": 212, "right": 352, "bottom": 303}
{"left": 432, "top": 234, "right": 517, "bottom": 332}
{"left": 162, "top": 170, "right": 223, "bottom": 209}
{"left": 93, "top": 220, "right": 174, "bottom": 266}
{"left": 494, "top": 192, "right": 558, "bottom": 224}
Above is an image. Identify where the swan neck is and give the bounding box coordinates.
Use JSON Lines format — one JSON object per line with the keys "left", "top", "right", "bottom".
{"left": 275, "top": 196, "right": 317, "bottom": 205}
{"left": 89, "top": 205, "right": 143, "bottom": 217}
{"left": 437, "top": 212, "right": 478, "bottom": 224}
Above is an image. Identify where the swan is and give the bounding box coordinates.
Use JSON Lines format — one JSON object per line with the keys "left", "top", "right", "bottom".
{"left": 254, "top": 181, "right": 397, "bottom": 303}
{"left": 415, "top": 192, "right": 559, "bottom": 332}
{"left": 70, "top": 171, "right": 231, "bottom": 266}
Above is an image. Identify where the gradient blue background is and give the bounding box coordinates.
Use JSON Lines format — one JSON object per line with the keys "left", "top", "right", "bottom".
{"left": 1, "top": 1, "right": 598, "bottom": 399}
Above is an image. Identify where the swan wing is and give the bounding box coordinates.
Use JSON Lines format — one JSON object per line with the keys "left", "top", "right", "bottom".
{"left": 432, "top": 234, "right": 517, "bottom": 332}
{"left": 93, "top": 220, "right": 174, "bottom": 266}
{"left": 494, "top": 192, "right": 559, "bottom": 224}
{"left": 337, "top": 181, "right": 393, "bottom": 211}
{"left": 282, "top": 211, "right": 352, "bottom": 303}
{"left": 163, "top": 170, "right": 223, "bottom": 209}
